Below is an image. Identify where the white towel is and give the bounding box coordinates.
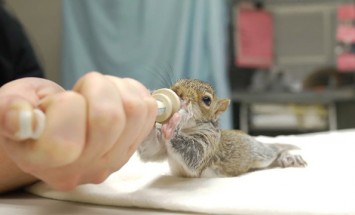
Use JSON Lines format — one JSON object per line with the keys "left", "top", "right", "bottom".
{"left": 27, "top": 129, "right": 355, "bottom": 215}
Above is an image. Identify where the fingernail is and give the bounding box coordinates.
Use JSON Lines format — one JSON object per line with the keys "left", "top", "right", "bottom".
{"left": 4, "top": 108, "right": 46, "bottom": 140}
{"left": 4, "top": 109, "right": 33, "bottom": 140}
{"left": 16, "top": 110, "right": 33, "bottom": 139}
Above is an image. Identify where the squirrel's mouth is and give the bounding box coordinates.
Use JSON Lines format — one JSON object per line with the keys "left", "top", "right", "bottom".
{"left": 170, "top": 88, "right": 193, "bottom": 112}
{"left": 179, "top": 99, "right": 189, "bottom": 109}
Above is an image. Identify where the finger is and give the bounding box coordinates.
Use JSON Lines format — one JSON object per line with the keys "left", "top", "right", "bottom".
{"left": 126, "top": 96, "right": 157, "bottom": 155}
{"left": 43, "top": 75, "right": 157, "bottom": 188}
{"left": 72, "top": 72, "right": 126, "bottom": 161}
{"left": 102, "top": 77, "right": 157, "bottom": 171}
{"left": 54, "top": 73, "right": 131, "bottom": 187}
{"left": 121, "top": 78, "right": 158, "bottom": 152}
{"left": 73, "top": 76, "right": 157, "bottom": 185}
{"left": 120, "top": 78, "right": 153, "bottom": 97}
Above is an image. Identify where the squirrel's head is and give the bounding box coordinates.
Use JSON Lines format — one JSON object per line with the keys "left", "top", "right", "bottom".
{"left": 170, "top": 79, "right": 230, "bottom": 123}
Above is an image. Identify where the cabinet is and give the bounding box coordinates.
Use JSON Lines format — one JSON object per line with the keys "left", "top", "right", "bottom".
{"left": 232, "top": 87, "right": 355, "bottom": 135}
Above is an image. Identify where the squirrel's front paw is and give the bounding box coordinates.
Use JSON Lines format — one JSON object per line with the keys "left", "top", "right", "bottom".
{"left": 161, "top": 104, "right": 192, "bottom": 140}
{"left": 277, "top": 152, "right": 307, "bottom": 168}
{"left": 161, "top": 113, "right": 181, "bottom": 140}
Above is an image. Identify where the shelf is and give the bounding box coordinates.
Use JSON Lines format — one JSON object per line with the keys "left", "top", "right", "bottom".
{"left": 231, "top": 87, "right": 355, "bottom": 104}
{"left": 232, "top": 87, "right": 355, "bottom": 135}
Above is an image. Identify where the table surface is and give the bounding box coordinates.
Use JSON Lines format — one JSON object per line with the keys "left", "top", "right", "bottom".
{"left": 0, "top": 190, "right": 193, "bottom": 215}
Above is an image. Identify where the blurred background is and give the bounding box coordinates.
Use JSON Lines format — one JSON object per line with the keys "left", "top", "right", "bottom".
{"left": 5, "top": 0, "right": 355, "bottom": 135}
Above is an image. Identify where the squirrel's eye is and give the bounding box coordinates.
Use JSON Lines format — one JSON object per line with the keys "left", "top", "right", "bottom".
{"left": 202, "top": 96, "right": 212, "bottom": 106}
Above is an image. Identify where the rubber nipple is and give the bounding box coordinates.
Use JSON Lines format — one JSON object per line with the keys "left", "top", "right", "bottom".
{"left": 152, "top": 88, "right": 181, "bottom": 124}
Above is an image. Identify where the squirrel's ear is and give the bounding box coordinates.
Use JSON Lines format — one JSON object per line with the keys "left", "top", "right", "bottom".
{"left": 215, "top": 99, "right": 230, "bottom": 117}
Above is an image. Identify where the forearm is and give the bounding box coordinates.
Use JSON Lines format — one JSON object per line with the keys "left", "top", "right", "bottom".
{"left": 0, "top": 146, "right": 37, "bottom": 193}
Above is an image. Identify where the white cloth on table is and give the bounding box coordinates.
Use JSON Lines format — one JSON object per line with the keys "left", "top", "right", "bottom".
{"left": 27, "top": 129, "right": 355, "bottom": 215}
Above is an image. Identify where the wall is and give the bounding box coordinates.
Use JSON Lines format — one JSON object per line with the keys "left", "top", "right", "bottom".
{"left": 4, "top": 0, "right": 62, "bottom": 83}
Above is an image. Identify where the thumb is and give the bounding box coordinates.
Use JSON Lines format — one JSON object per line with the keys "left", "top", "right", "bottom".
{"left": 0, "top": 78, "right": 64, "bottom": 141}
{"left": 1, "top": 92, "right": 87, "bottom": 169}
{"left": 0, "top": 78, "right": 86, "bottom": 169}
{"left": 0, "top": 97, "right": 48, "bottom": 171}
{"left": 0, "top": 97, "right": 42, "bottom": 141}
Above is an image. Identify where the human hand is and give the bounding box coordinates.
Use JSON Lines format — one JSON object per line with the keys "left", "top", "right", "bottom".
{"left": 0, "top": 72, "right": 157, "bottom": 190}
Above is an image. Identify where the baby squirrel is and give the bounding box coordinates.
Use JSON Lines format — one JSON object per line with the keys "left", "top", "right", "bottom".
{"left": 138, "top": 79, "right": 306, "bottom": 178}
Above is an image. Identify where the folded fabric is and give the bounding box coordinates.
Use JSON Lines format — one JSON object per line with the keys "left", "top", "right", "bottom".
{"left": 27, "top": 129, "right": 355, "bottom": 215}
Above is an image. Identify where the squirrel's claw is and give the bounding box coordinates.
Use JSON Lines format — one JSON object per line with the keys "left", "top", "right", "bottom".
{"left": 278, "top": 153, "right": 307, "bottom": 168}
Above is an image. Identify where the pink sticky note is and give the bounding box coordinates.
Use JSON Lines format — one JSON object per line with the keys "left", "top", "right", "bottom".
{"left": 337, "top": 53, "right": 355, "bottom": 72}
{"left": 337, "top": 4, "right": 355, "bottom": 21}
{"left": 337, "top": 25, "right": 355, "bottom": 43}
{"left": 235, "top": 8, "right": 273, "bottom": 68}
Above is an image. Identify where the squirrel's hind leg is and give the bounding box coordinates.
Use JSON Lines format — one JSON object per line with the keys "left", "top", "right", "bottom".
{"left": 274, "top": 151, "right": 307, "bottom": 168}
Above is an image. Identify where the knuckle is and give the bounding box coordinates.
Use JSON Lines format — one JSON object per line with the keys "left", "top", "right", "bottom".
{"left": 123, "top": 78, "right": 150, "bottom": 96}
{"left": 90, "top": 103, "right": 125, "bottom": 128}
{"left": 50, "top": 174, "right": 81, "bottom": 191}
{"left": 123, "top": 97, "right": 144, "bottom": 117}
{"left": 30, "top": 138, "right": 82, "bottom": 167}
{"left": 90, "top": 170, "right": 111, "bottom": 184}
{"left": 114, "top": 154, "right": 130, "bottom": 170}
{"left": 54, "top": 91, "right": 84, "bottom": 105}
{"left": 128, "top": 142, "right": 138, "bottom": 155}
{"left": 82, "top": 71, "right": 102, "bottom": 81}
{"left": 103, "top": 154, "right": 127, "bottom": 173}
{"left": 18, "top": 162, "right": 36, "bottom": 174}
{"left": 54, "top": 182, "right": 76, "bottom": 192}
{"left": 74, "top": 72, "right": 103, "bottom": 91}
